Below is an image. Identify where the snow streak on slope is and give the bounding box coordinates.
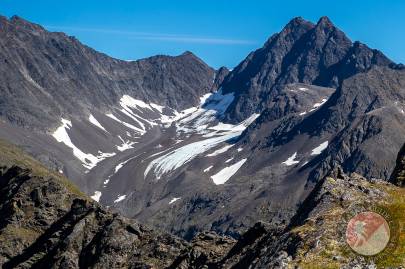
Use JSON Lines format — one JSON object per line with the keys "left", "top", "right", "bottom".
{"left": 114, "top": 195, "right": 126, "bottom": 203}
{"left": 204, "top": 166, "right": 213, "bottom": 173}
{"left": 282, "top": 152, "right": 299, "bottom": 166}
{"left": 176, "top": 90, "right": 234, "bottom": 134}
{"left": 89, "top": 114, "right": 107, "bottom": 132}
{"left": 169, "top": 197, "right": 181, "bottom": 204}
{"left": 119, "top": 95, "right": 161, "bottom": 129}
{"left": 116, "top": 135, "right": 137, "bottom": 151}
{"left": 311, "top": 141, "right": 329, "bottom": 155}
{"left": 211, "top": 159, "right": 247, "bottom": 185}
{"left": 144, "top": 113, "right": 259, "bottom": 180}
{"left": 144, "top": 132, "right": 238, "bottom": 179}
{"left": 206, "top": 144, "right": 234, "bottom": 157}
{"left": 52, "top": 119, "right": 115, "bottom": 170}
{"left": 106, "top": 113, "right": 145, "bottom": 134}
{"left": 308, "top": 98, "right": 328, "bottom": 112}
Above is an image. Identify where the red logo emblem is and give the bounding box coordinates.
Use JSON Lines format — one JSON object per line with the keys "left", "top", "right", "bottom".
{"left": 346, "top": 211, "right": 390, "bottom": 256}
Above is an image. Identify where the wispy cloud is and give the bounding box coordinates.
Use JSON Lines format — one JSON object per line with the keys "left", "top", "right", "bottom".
{"left": 45, "top": 25, "right": 256, "bottom": 45}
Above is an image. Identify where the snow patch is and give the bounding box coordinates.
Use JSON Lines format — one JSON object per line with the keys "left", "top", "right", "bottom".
{"left": 103, "top": 177, "right": 111, "bottom": 185}
{"left": 206, "top": 144, "right": 234, "bottom": 157}
{"left": 169, "top": 197, "right": 181, "bottom": 204}
{"left": 298, "top": 87, "right": 308, "bottom": 91}
{"left": 200, "top": 93, "right": 213, "bottom": 105}
{"left": 282, "top": 152, "right": 299, "bottom": 166}
{"left": 204, "top": 165, "right": 213, "bottom": 173}
{"left": 114, "top": 156, "right": 137, "bottom": 174}
{"left": 144, "top": 113, "right": 259, "bottom": 179}
{"left": 211, "top": 159, "right": 247, "bottom": 185}
{"left": 121, "top": 95, "right": 152, "bottom": 111}
{"left": 225, "top": 157, "right": 234, "bottom": 163}
{"left": 309, "top": 98, "right": 328, "bottom": 112}
{"left": 311, "top": 141, "right": 329, "bottom": 156}
{"left": 150, "top": 103, "right": 165, "bottom": 113}
{"left": 106, "top": 113, "right": 145, "bottom": 134}
{"left": 114, "top": 162, "right": 125, "bottom": 173}
{"left": 89, "top": 114, "right": 107, "bottom": 132}
{"left": 116, "top": 135, "right": 137, "bottom": 151}
{"left": 91, "top": 191, "right": 102, "bottom": 202}
{"left": 175, "top": 90, "right": 235, "bottom": 134}
{"left": 237, "top": 147, "right": 243, "bottom": 152}
{"left": 114, "top": 195, "right": 126, "bottom": 203}
{"left": 144, "top": 133, "right": 237, "bottom": 179}
{"left": 52, "top": 118, "right": 115, "bottom": 170}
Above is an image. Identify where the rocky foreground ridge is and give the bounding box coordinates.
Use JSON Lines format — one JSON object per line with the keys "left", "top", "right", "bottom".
{"left": 0, "top": 138, "right": 404, "bottom": 268}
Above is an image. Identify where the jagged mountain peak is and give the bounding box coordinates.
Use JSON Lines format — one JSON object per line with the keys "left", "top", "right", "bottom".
{"left": 180, "top": 50, "right": 197, "bottom": 57}
{"left": 280, "top": 16, "right": 314, "bottom": 32}
{"left": 219, "top": 16, "right": 397, "bottom": 123}
{"left": 3, "top": 15, "right": 45, "bottom": 32}
{"left": 220, "top": 16, "right": 356, "bottom": 122}
{"left": 316, "top": 15, "right": 334, "bottom": 27}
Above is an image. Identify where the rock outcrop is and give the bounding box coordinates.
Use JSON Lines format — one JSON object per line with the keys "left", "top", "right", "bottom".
{"left": 391, "top": 143, "right": 405, "bottom": 187}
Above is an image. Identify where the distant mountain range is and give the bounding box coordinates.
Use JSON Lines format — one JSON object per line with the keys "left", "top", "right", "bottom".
{"left": 0, "top": 14, "right": 404, "bottom": 267}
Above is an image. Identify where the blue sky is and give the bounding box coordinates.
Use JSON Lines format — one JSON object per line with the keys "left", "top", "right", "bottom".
{"left": 1, "top": 0, "right": 404, "bottom": 68}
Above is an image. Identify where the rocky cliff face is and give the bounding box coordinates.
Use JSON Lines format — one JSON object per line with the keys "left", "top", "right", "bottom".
{"left": 0, "top": 16, "right": 215, "bottom": 131}
{"left": 220, "top": 16, "right": 395, "bottom": 123}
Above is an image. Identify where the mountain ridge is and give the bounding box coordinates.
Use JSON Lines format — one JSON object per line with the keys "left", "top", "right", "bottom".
{"left": 0, "top": 14, "right": 404, "bottom": 245}
{"left": 0, "top": 14, "right": 216, "bottom": 130}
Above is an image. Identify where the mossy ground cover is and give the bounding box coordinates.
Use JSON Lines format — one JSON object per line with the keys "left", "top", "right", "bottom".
{"left": 290, "top": 177, "right": 405, "bottom": 268}
{"left": 0, "top": 139, "right": 84, "bottom": 197}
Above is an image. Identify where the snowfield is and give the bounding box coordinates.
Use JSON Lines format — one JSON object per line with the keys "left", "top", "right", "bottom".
{"left": 91, "top": 191, "right": 102, "bottom": 202}
{"left": 89, "top": 114, "right": 107, "bottom": 132}
{"left": 311, "top": 141, "right": 329, "bottom": 155}
{"left": 282, "top": 152, "right": 299, "bottom": 166}
{"left": 144, "top": 113, "right": 259, "bottom": 179}
{"left": 52, "top": 118, "right": 115, "bottom": 170}
{"left": 211, "top": 159, "right": 247, "bottom": 185}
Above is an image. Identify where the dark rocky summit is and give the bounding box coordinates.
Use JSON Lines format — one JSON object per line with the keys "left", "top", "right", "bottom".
{"left": 220, "top": 16, "right": 394, "bottom": 123}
